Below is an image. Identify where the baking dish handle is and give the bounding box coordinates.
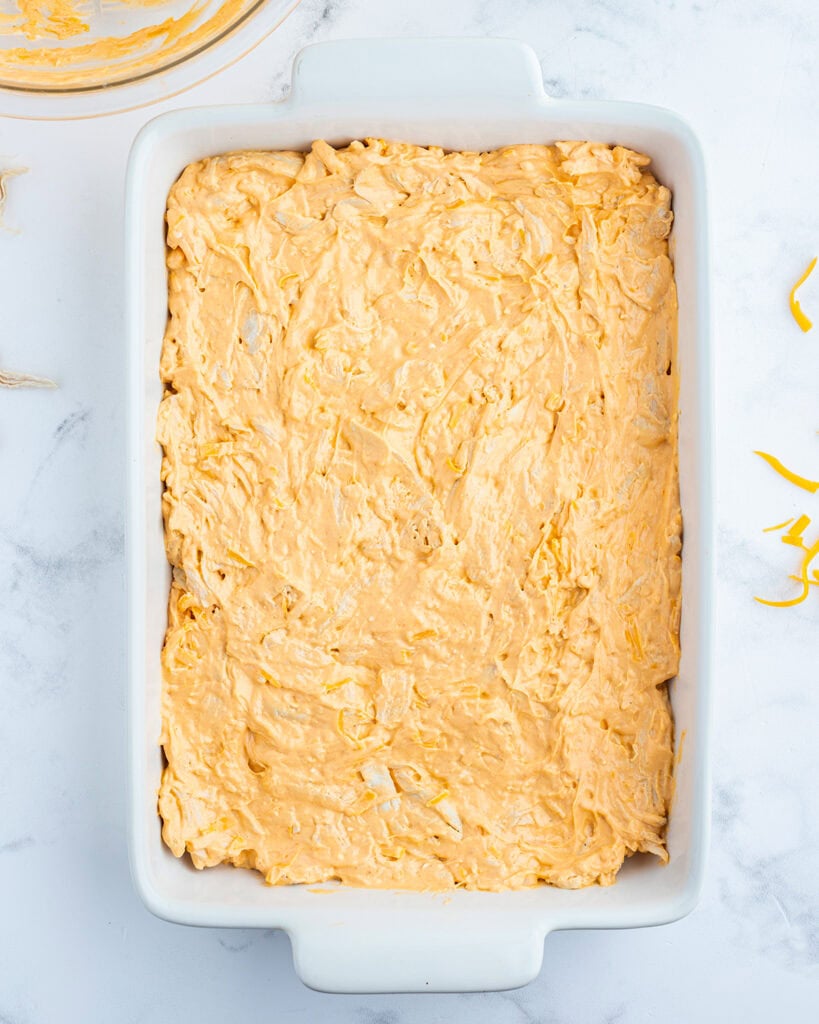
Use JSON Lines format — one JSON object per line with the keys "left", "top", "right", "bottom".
{"left": 289, "top": 922, "right": 545, "bottom": 993}
{"left": 288, "top": 37, "right": 547, "bottom": 110}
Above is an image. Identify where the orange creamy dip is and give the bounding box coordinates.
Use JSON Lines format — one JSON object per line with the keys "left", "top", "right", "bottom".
{"left": 158, "top": 139, "right": 681, "bottom": 890}
{"left": 0, "top": 0, "right": 251, "bottom": 89}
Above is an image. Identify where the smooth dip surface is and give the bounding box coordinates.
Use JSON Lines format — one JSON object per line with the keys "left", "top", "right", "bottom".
{"left": 157, "top": 139, "right": 681, "bottom": 890}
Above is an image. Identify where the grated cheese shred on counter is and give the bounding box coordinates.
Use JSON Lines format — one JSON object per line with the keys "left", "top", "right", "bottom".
{"left": 790, "top": 257, "right": 817, "bottom": 333}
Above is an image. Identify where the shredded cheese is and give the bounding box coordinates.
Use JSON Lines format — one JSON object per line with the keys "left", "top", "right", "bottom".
{"left": 763, "top": 517, "right": 795, "bottom": 533}
{"left": 323, "top": 677, "right": 353, "bottom": 692}
{"left": 755, "top": 446, "right": 819, "bottom": 608}
{"left": 756, "top": 538, "right": 819, "bottom": 608}
{"left": 754, "top": 450, "right": 819, "bottom": 493}
{"left": 790, "top": 257, "right": 817, "bottom": 332}
{"left": 226, "top": 548, "right": 255, "bottom": 567}
{"left": 781, "top": 514, "right": 812, "bottom": 547}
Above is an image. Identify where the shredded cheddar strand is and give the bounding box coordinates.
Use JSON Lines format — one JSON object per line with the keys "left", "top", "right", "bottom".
{"left": 754, "top": 450, "right": 819, "bottom": 494}
{"left": 323, "top": 677, "right": 353, "bottom": 692}
{"left": 227, "top": 548, "right": 255, "bottom": 567}
{"left": 781, "top": 513, "right": 812, "bottom": 547}
{"left": 756, "top": 538, "right": 819, "bottom": 608}
{"left": 624, "top": 622, "right": 644, "bottom": 661}
{"left": 763, "top": 517, "right": 795, "bottom": 533}
{"left": 790, "top": 257, "right": 817, "bottom": 332}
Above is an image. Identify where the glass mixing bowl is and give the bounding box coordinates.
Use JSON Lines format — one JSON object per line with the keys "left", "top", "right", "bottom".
{"left": 0, "top": 0, "right": 303, "bottom": 117}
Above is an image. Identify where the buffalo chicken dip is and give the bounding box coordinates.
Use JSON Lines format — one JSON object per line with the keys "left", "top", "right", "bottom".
{"left": 157, "top": 139, "right": 681, "bottom": 891}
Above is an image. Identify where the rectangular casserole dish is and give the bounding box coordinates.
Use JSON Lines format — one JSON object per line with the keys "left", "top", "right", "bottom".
{"left": 126, "top": 36, "right": 713, "bottom": 994}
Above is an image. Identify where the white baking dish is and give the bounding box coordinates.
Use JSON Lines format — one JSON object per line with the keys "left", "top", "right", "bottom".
{"left": 126, "top": 36, "right": 713, "bottom": 994}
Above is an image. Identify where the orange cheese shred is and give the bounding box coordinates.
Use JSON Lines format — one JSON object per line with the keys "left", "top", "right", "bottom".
{"left": 790, "top": 256, "right": 817, "bottom": 332}
{"left": 754, "top": 450, "right": 819, "bottom": 493}
{"left": 762, "top": 517, "right": 795, "bottom": 533}
{"left": 781, "top": 513, "right": 812, "bottom": 547}
{"left": 756, "top": 539, "right": 819, "bottom": 608}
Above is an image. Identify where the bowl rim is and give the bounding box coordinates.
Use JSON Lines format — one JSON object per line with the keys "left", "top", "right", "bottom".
{"left": 0, "top": 0, "right": 303, "bottom": 120}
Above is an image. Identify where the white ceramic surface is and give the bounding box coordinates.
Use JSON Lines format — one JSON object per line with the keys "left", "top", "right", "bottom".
{"left": 3, "top": 0, "right": 819, "bottom": 1019}
{"left": 126, "top": 36, "right": 712, "bottom": 994}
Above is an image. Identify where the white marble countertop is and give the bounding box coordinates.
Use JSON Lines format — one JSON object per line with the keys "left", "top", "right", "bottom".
{"left": 2, "top": 0, "right": 819, "bottom": 1019}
